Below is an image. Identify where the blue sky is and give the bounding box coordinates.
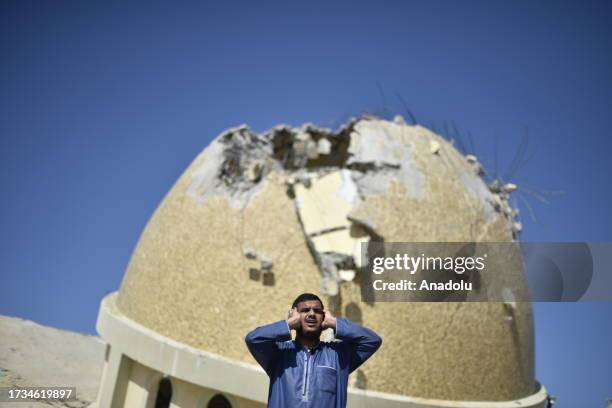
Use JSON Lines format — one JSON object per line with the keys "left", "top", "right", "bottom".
{"left": 1, "top": 1, "right": 610, "bottom": 406}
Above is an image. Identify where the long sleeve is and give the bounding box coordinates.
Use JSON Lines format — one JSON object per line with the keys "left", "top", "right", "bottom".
{"left": 245, "top": 320, "right": 292, "bottom": 376}
{"left": 334, "top": 317, "right": 382, "bottom": 373}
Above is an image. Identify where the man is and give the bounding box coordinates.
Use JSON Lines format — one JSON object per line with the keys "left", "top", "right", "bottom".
{"left": 245, "top": 293, "right": 382, "bottom": 408}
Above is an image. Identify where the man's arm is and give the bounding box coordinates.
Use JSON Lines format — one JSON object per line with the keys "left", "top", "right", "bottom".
{"left": 244, "top": 309, "right": 299, "bottom": 375}
{"left": 331, "top": 315, "right": 382, "bottom": 373}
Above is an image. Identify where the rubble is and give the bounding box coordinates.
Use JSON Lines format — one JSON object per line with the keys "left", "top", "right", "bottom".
{"left": 393, "top": 115, "right": 406, "bottom": 125}
{"left": 247, "top": 161, "right": 264, "bottom": 182}
{"left": 260, "top": 256, "right": 273, "bottom": 273}
{"left": 242, "top": 247, "right": 257, "bottom": 260}
{"left": 485, "top": 180, "right": 522, "bottom": 239}
{"left": 317, "top": 138, "right": 332, "bottom": 155}
{"left": 503, "top": 183, "right": 518, "bottom": 193}
{"left": 187, "top": 115, "right": 523, "bottom": 298}
{"left": 465, "top": 154, "right": 486, "bottom": 176}
{"left": 429, "top": 139, "right": 441, "bottom": 154}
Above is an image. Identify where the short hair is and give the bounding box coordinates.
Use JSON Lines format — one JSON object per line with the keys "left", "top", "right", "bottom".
{"left": 292, "top": 293, "right": 324, "bottom": 310}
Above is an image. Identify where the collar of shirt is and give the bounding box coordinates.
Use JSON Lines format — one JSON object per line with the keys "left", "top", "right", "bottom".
{"left": 295, "top": 339, "right": 322, "bottom": 353}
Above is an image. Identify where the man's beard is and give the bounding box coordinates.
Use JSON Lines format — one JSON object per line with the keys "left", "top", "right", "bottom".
{"left": 297, "top": 327, "right": 321, "bottom": 339}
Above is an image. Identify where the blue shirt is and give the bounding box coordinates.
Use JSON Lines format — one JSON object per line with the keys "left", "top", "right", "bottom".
{"left": 245, "top": 317, "right": 382, "bottom": 408}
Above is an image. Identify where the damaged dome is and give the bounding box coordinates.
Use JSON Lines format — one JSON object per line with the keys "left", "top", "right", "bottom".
{"left": 186, "top": 117, "right": 521, "bottom": 298}
{"left": 117, "top": 117, "right": 535, "bottom": 402}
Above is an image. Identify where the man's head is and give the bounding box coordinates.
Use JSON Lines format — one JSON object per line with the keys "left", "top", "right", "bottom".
{"left": 292, "top": 293, "right": 325, "bottom": 337}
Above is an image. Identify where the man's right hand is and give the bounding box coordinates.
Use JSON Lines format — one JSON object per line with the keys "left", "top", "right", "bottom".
{"left": 287, "top": 307, "right": 301, "bottom": 330}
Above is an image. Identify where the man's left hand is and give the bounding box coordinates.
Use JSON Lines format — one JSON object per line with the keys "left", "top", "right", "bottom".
{"left": 321, "top": 311, "right": 337, "bottom": 330}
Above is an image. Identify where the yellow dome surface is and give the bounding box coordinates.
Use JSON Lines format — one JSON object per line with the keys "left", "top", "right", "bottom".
{"left": 117, "top": 118, "right": 534, "bottom": 401}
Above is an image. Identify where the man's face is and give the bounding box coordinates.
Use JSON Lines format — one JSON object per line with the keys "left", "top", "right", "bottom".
{"left": 296, "top": 300, "right": 325, "bottom": 336}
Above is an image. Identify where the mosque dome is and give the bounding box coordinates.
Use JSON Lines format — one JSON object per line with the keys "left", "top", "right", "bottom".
{"left": 115, "top": 117, "right": 536, "bottom": 402}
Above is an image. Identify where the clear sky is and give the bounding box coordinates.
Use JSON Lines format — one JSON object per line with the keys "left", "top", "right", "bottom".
{"left": 1, "top": 1, "right": 610, "bottom": 406}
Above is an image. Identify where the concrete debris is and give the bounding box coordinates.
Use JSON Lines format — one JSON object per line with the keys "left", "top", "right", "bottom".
{"left": 294, "top": 171, "right": 355, "bottom": 235}
{"left": 286, "top": 173, "right": 313, "bottom": 189}
{"left": 460, "top": 172, "right": 498, "bottom": 221}
{"left": 306, "top": 141, "right": 319, "bottom": 159}
{"left": 317, "top": 138, "right": 332, "bottom": 155}
{"left": 488, "top": 180, "right": 501, "bottom": 193}
{"left": 350, "top": 169, "right": 391, "bottom": 196}
{"left": 293, "top": 135, "right": 317, "bottom": 161}
{"left": 291, "top": 169, "right": 377, "bottom": 295}
{"left": 310, "top": 228, "right": 369, "bottom": 261}
{"left": 339, "top": 269, "right": 356, "bottom": 282}
{"left": 190, "top": 117, "right": 426, "bottom": 210}
{"left": 269, "top": 125, "right": 306, "bottom": 168}
{"left": 188, "top": 125, "right": 273, "bottom": 208}
{"left": 189, "top": 116, "right": 523, "bottom": 296}
{"left": 317, "top": 253, "right": 355, "bottom": 296}
{"left": 347, "top": 213, "right": 381, "bottom": 241}
{"left": 268, "top": 122, "right": 352, "bottom": 169}
{"left": 429, "top": 140, "right": 441, "bottom": 154}
{"left": 393, "top": 115, "right": 406, "bottom": 125}
{"left": 503, "top": 183, "right": 518, "bottom": 193}
{"left": 348, "top": 122, "right": 403, "bottom": 168}
{"left": 464, "top": 154, "right": 486, "bottom": 176}
{"left": 242, "top": 247, "right": 257, "bottom": 260}
{"left": 480, "top": 179, "right": 522, "bottom": 239}
{"left": 348, "top": 120, "right": 425, "bottom": 199}
{"left": 247, "top": 161, "right": 264, "bottom": 182}
{"left": 488, "top": 180, "right": 519, "bottom": 195}
{"left": 502, "top": 287, "right": 516, "bottom": 305}
{"left": 260, "top": 256, "right": 273, "bottom": 273}
{"left": 218, "top": 126, "right": 269, "bottom": 186}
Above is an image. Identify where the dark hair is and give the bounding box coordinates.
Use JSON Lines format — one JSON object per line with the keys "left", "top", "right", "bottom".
{"left": 292, "top": 293, "right": 324, "bottom": 310}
